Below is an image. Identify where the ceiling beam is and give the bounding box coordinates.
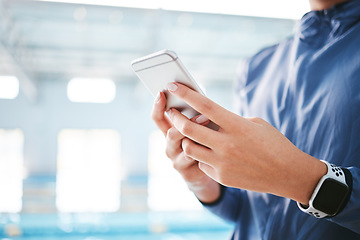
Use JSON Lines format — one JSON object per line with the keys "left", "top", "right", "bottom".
{"left": 0, "top": 0, "right": 37, "bottom": 102}
{"left": 0, "top": 43, "right": 38, "bottom": 102}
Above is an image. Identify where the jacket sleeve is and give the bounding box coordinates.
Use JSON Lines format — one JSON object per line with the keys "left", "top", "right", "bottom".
{"left": 329, "top": 166, "right": 360, "bottom": 234}
{"left": 200, "top": 185, "right": 248, "bottom": 224}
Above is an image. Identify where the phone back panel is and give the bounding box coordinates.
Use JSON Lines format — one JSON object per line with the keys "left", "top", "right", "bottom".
{"left": 132, "top": 52, "right": 203, "bottom": 118}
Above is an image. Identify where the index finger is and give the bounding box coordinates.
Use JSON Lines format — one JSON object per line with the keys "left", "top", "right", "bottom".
{"left": 166, "top": 82, "right": 249, "bottom": 128}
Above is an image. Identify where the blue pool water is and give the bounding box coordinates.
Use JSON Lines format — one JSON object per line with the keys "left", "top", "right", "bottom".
{"left": 0, "top": 212, "right": 233, "bottom": 240}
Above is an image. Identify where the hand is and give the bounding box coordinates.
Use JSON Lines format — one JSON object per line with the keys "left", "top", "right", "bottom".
{"left": 166, "top": 82, "right": 327, "bottom": 205}
{"left": 151, "top": 91, "right": 221, "bottom": 203}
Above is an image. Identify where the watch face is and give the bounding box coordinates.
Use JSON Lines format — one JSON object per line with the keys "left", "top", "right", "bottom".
{"left": 313, "top": 178, "right": 349, "bottom": 215}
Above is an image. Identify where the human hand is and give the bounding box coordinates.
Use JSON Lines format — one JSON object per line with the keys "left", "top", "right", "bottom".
{"left": 151, "top": 91, "right": 221, "bottom": 203}
{"left": 165, "top": 82, "right": 327, "bottom": 205}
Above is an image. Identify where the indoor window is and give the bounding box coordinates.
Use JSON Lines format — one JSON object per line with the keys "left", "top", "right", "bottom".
{"left": 67, "top": 78, "right": 116, "bottom": 103}
{"left": 0, "top": 76, "right": 19, "bottom": 99}
{"left": 56, "top": 129, "right": 121, "bottom": 212}
{"left": 0, "top": 129, "right": 24, "bottom": 212}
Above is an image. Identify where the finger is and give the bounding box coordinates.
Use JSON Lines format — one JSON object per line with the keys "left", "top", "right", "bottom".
{"left": 181, "top": 138, "right": 214, "bottom": 165}
{"left": 165, "top": 115, "right": 209, "bottom": 158}
{"left": 167, "top": 82, "right": 249, "bottom": 129}
{"left": 198, "top": 162, "right": 217, "bottom": 180}
{"left": 165, "top": 115, "right": 208, "bottom": 159}
{"left": 151, "top": 91, "right": 172, "bottom": 135}
{"left": 172, "top": 153, "right": 205, "bottom": 182}
{"left": 192, "top": 114, "right": 210, "bottom": 126}
{"left": 169, "top": 108, "right": 222, "bottom": 149}
{"left": 166, "top": 126, "right": 184, "bottom": 143}
{"left": 165, "top": 127, "right": 184, "bottom": 158}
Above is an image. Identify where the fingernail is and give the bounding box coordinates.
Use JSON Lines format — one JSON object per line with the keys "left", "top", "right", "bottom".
{"left": 155, "top": 92, "right": 161, "bottom": 103}
{"left": 167, "top": 82, "right": 178, "bottom": 92}
{"left": 166, "top": 109, "right": 173, "bottom": 118}
{"left": 195, "top": 115, "right": 209, "bottom": 124}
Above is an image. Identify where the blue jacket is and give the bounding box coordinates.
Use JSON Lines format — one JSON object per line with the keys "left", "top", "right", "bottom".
{"left": 204, "top": 1, "right": 360, "bottom": 239}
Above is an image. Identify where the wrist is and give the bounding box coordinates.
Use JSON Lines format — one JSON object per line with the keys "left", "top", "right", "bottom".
{"left": 297, "top": 158, "right": 328, "bottom": 205}
{"left": 297, "top": 160, "right": 350, "bottom": 218}
{"left": 187, "top": 177, "right": 221, "bottom": 204}
{"left": 276, "top": 152, "right": 327, "bottom": 205}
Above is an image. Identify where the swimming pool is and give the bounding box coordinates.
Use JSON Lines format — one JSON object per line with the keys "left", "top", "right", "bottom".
{"left": 0, "top": 211, "right": 233, "bottom": 240}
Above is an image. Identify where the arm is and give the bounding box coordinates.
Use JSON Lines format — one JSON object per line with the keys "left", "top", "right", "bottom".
{"left": 166, "top": 82, "right": 326, "bottom": 205}
{"left": 166, "top": 82, "right": 360, "bottom": 233}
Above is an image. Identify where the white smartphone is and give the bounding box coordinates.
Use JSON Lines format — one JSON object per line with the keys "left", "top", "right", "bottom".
{"left": 131, "top": 49, "right": 204, "bottom": 119}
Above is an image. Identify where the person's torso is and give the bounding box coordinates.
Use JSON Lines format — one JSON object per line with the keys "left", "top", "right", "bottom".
{"left": 234, "top": 3, "right": 360, "bottom": 239}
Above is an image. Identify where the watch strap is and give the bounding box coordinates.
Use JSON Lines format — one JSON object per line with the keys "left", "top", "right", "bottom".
{"left": 323, "top": 160, "right": 347, "bottom": 184}
{"left": 337, "top": 167, "right": 353, "bottom": 215}
{"left": 297, "top": 160, "right": 347, "bottom": 218}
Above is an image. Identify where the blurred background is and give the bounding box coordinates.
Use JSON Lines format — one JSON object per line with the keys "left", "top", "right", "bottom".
{"left": 0, "top": 0, "right": 309, "bottom": 239}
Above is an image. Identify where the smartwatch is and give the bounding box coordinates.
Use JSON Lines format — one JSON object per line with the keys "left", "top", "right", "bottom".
{"left": 297, "top": 160, "right": 349, "bottom": 218}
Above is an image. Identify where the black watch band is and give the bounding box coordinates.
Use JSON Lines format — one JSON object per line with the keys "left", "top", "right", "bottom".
{"left": 337, "top": 167, "right": 353, "bottom": 215}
